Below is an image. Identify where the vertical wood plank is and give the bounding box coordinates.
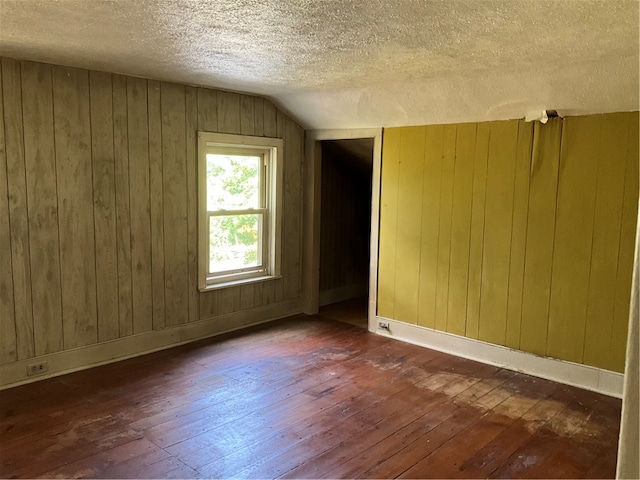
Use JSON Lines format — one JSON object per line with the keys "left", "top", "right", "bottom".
{"left": 52, "top": 65, "right": 98, "bottom": 348}
{"left": 505, "top": 121, "right": 533, "bottom": 349}
{"left": 610, "top": 112, "right": 639, "bottom": 372}
{"left": 519, "top": 119, "right": 562, "bottom": 356}
{"left": 0, "top": 65, "right": 17, "bottom": 364}
{"left": 217, "top": 91, "right": 241, "bottom": 134}
{"left": 465, "top": 122, "right": 490, "bottom": 339}
{"left": 161, "top": 82, "right": 189, "bottom": 326}
{"left": 216, "top": 91, "right": 242, "bottom": 314}
{"left": 547, "top": 115, "right": 601, "bottom": 363}
{"left": 199, "top": 290, "right": 219, "bottom": 319}
{"left": 89, "top": 71, "right": 119, "bottom": 342}
{"left": 261, "top": 279, "right": 277, "bottom": 305}
{"left": 447, "top": 123, "right": 476, "bottom": 336}
{"left": 582, "top": 113, "right": 629, "bottom": 368}
{"left": 254, "top": 97, "right": 265, "bottom": 137}
{"left": 240, "top": 95, "right": 254, "bottom": 135}
{"left": 185, "top": 86, "right": 199, "bottom": 322}
{"left": 393, "top": 127, "right": 425, "bottom": 324}
{"left": 113, "top": 74, "right": 133, "bottom": 337}
{"left": 478, "top": 120, "right": 518, "bottom": 346}
{"left": 217, "top": 288, "right": 239, "bottom": 315}
{"left": 2, "top": 58, "right": 34, "bottom": 360}
{"left": 434, "top": 125, "right": 457, "bottom": 332}
{"left": 21, "top": 61, "right": 64, "bottom": 355}
{"left": 127, "top": 77, "right": 153, "bottom": 334}
{"left": 283, "top": 117, "right": 302, "bottom": 300}
{"left": 197, "top": 88, "right": 218, "bottom": 132}
{"left": 263, "top": 100, "right": 277, "bottom": 137}
{"left": 417, "top": 125, "right": 444, "bottom": 329}
{"left": 148, "top": 80, "right": 165, "bottom": 330}
{"left": 239, "top": 284, "right": 255, "bottom": 311}
{"left": 377, "top": 128, "right": 401, "bottom": 320}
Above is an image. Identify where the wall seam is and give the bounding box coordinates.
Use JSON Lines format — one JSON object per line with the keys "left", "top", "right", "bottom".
{"left": 580, "top": 118, "right": 604, "bottom": 364}
{"left": 19, "top": 61, "right": 36, "bottom": 357}
{"left": 544, "top": 119, "right": 565, "bottom": 357}
{"left": 444, "top": 126, "right": 459, "bottom": 332}
{"left": 476, "top": 124, "right": 492, "bottom": 340}
{"left": 463, "top": 124, "right": 478, "bottom": 338}
{"left": 517, "top": 121, "right": 537, "bottom": 351}
{"left": 607, "top": 116, "right": 633, "bottom": 369}
{"left": 88, "top": 71, "right": 101, "bottom": 344}
{"left": 503, "top": 121, "right": 521, "bottom": 346}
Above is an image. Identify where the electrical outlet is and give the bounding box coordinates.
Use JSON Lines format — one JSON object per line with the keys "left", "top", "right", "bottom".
{"left": 377, "top": 321, "right": 391, "bottom": 333}
{"left": 27, "top": 361, "right": 48, "bottom": 376}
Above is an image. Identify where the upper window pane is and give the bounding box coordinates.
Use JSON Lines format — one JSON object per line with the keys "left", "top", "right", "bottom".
{"left": 206, "top": 154, "right": 261, "bottom": 210}
{"left": 198, "top": 131, "right": 283, "bottom": 290}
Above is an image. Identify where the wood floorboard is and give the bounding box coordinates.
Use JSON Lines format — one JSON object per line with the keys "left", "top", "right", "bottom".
{"left": 351, "top": 379, "right": 513, "bottom": 480}
{"left": 339, "top": 374, "right": 549, "bottom": 479}
{"left": 175, "top": 355, "right": 413, "bottom": 470}
{"left": 0, "top": 301, "right": 621, "bottom": 479}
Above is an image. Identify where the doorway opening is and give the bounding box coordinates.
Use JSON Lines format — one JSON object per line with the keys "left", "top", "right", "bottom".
{"left": 317, "top": 139, "right": 374, "bottom": 328}
{"left": 302, "top": 128, "right": 382, "bottom": 332}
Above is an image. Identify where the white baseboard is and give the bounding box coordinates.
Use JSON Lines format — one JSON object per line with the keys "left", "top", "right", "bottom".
{"left": 0, "top": 299, "right": 301, "bottom": 390}
{"left": 371, "top": 316, "right": 624, "bottom": 398}
{"left": 319, "top": 283, "right": 368, "bottom": 307}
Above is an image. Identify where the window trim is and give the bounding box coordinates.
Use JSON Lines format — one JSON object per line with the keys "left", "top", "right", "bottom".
{"left": 197, "top": 132, "right": 283, "bottom": 291}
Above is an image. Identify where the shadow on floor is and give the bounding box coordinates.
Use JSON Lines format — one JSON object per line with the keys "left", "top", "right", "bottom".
{"left": 318, "top": 297, "right": 368, "bottom": 329}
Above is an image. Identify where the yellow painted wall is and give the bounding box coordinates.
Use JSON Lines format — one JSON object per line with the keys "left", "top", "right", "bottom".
{"left": 378, "top": 113, "right": 639, "bottom": 373}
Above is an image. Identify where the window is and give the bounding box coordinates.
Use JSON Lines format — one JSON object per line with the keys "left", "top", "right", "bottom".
{"left": 198, "top": 132, "right": 283, "bottom": 290}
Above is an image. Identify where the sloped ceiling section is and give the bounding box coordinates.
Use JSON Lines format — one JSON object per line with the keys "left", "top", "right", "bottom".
{"left": 0, "top": 0, "right": 637, "bottom": 129}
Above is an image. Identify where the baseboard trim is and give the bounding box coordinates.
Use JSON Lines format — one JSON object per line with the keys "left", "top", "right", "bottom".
{"left": 0, "top": 299, "right": 302, "bottom": 390}
{"left": 319, "top": 283, "right": 368, "bottom": 307}
{"left": 373, "top": 316, "right": 624, "bottom": 398}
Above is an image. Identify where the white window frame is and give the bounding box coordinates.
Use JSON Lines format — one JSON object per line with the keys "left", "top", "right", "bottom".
{"left": 198, "top": 132, "right": 283, "bottom": 291}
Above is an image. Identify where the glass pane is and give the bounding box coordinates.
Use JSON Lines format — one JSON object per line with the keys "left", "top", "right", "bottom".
{"left": 209, "top": 214, "right": 263, "bottom": 273}
{"left": 207, "top": 154, "right": 261, "bottom": 210}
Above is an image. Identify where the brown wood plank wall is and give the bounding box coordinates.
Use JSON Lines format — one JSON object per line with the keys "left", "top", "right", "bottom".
{"left": 319, "top": 141, "right": 372, "bottom": 296}
{"left": 2, "top": 58, "right": 34, "bottom": 361}
{"left": 21, "top": 62, "right": 64, "bottom": 355}
{"left": 0, "top": 57, "right": 304, "bottom": 366}
{"left": 90, "top": 70, "right": 119, "bottom": 343}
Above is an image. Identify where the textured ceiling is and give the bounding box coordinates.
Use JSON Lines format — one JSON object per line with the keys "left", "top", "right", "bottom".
{"left": 0, "top": 0, "right": 638, "bottom": 129}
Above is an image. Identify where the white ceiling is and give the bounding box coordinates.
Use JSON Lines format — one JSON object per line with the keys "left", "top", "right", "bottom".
{"left": 0, "top": 0, "right": 637, "bottom": 129}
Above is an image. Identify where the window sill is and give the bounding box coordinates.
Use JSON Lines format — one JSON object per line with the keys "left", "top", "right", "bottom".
{"left": 199, "top": 274, "right": 281, "bottom": 292}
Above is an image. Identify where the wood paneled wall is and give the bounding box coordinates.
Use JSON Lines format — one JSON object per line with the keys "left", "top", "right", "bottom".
{"left": 378, "top": 113, "right": 638, "bottom": 373}
{"left": 0, "top": 58, "right": 303, "bottom": 366}
{"left": 319, "top": 142, "right": 372, "bottom": 297}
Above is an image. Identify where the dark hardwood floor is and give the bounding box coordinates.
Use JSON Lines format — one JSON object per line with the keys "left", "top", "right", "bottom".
{"left": 0, "top": 301, "right": 621, "bottom": 479}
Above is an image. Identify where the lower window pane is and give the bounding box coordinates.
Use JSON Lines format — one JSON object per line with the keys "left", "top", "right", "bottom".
{"left": 210, "top": 214, "right": 262, "bottom": 274}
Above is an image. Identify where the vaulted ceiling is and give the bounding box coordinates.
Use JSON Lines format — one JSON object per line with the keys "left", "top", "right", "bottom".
{"left": 0, "top": 0, "right": 637, "bottom": 129}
